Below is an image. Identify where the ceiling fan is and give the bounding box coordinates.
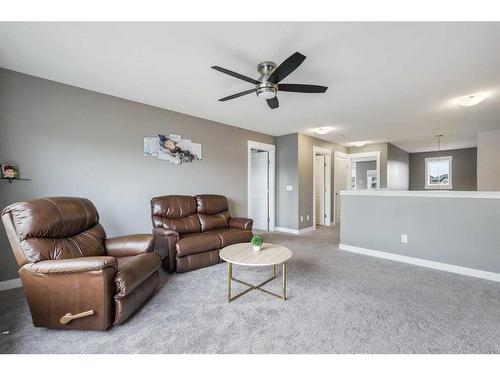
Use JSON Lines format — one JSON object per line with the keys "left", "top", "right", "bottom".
{"left": 211, "top": 52, "right": 328, "bottom": 109}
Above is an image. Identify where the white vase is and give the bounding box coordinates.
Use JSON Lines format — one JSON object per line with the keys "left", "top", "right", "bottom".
{"left": 253, "top": 245, "right": 261, "bottom": 252}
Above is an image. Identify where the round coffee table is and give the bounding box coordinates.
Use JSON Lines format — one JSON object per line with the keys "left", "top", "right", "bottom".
{"left": 220, "top": 243, "right": 292, "bottom": 302}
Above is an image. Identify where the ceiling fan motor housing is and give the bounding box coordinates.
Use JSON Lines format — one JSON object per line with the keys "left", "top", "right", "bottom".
{"left": 256, "top": 61, "right": 278, "bottom": 98}
{"left": 212, "top": 52, "right": 327, "bottom": 109}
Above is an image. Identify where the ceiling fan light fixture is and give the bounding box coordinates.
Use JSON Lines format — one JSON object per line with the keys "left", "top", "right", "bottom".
{"left": 256, "top": 87, "right": 276, "bottom": 99}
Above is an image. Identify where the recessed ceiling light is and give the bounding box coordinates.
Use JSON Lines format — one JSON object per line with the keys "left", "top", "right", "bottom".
{"left": 455, "top": 92, "right": 489, "bottom": 107}
{"left": 351, "top": 141, "right": 367, "bottom": 147}
{"left": 315, "top": 127, "right": 332, "bottom": 135}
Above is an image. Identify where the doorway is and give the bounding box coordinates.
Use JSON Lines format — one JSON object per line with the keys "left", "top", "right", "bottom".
{"left": 349, "top": 152, "right": 381, "bottom": 190}
{"left": 312, "top": 146, "right": 331, "bottom": 228}
{"left": 334, "top": 151, "right": 349, "bottom": 224}
{"left": 247, "top": 141, "right": 275, "bottom": 231}
{"left": 334, "top": 150, "right": 381, "bottom": 224}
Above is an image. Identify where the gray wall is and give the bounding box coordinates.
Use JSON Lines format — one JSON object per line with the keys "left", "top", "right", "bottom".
{"left": 0, "top": 68, "right": 275, "bottom": 282}
{"left": 355, "top": 161, "right": 376, "bottom": 189}
{"left": 340, "top": 194, "right": 500, "bottom": 273}
{"left": 477, "top": 129, "right": 500, "bottom": 191}
{"left": 276, "top": 133, "right": 299, "bottom": 230}
{"left": 387, "top": 143, "right": 409, "bottom": 190}
{"left": 409, "top": 148, "right": 477, "bottom": 191}
{"left": 347, "top": 143, "right": 388, "bottom": 188}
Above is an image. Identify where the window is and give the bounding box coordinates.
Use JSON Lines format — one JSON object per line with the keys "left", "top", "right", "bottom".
{"left": 425, "top": 156, "right": 452, "bottom": 189}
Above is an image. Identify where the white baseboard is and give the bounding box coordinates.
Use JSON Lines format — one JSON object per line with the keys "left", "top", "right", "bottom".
{"left": 0, "top": 278, "right": 22, "bottom": 291}
{"left": 275, "top": 226, "right": 315, "bottom": 235}
{"left": 339, "top": 243, "right": 500, "bottom": 283}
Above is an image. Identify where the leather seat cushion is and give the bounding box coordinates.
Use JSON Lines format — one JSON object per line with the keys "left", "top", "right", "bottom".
{"left": 114, "top": 252, "right": 161, "bottom": 299}
{"left": 205, "top": 228, "right": 253, "bottom": 248}
{"left": 175, "top": 233, "right": 221, "bottom": 257}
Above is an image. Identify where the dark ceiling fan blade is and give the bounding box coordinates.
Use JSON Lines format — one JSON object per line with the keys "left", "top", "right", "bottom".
{"left": 267, "top": 52, "right": 306, "bottom": 84}
{"left": 218, "top": 88, "right": 257, "bottom": 102}
{"left": 278, "top": 84, "right": 328, "bottom": 93}
{"left": 211, "top": 66, "right": 261, "bottom": 85}
{"left": 267, "top": 96, "right": 279, "bottom": 109}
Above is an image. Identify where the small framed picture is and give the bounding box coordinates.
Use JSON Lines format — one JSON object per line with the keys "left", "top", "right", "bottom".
{"left": 1, "top": 164, "right": 19, "bottom": 179}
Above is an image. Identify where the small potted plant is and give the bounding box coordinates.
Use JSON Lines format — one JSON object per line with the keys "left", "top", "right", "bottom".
{"left": 251, "top": 235, "right": 263, "bottom": 252}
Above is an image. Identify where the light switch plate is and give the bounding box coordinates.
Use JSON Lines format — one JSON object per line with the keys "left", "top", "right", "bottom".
{"left": 286, "top": 185, "right": 293, "bottom": 191}
{"left": 401, "top": 234, "right": 408, "bottom": 243}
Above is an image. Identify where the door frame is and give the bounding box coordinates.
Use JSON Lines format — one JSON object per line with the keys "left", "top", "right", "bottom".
{"left": 348, "top": 151, "right": 381, "bottom": 190}
{"left": 247, "top": 140, "right": 275, "bottom": 231}
{"left": 333, "top": 151, "right": 349, "bottom": 225}
{"left": 312, "top": 146, "right": 332, "bottom": 228}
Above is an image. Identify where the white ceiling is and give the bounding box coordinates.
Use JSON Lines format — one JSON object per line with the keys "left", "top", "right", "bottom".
{"left": 0, "top": 22, "right": 499, "bottom": 152}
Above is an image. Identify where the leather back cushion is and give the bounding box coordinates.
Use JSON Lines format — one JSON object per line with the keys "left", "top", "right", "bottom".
{"left": 151, "top": 195, "right": 201, "bottom": 234}
{"left": 4, "top": 197, "right": 106, "bottom": 262}
{"left": 195, "top": 195, "right": 230, "bottom": 231}
{"left": 195, "top": 195, "right": 229, "bottom": 214}
{"left": 198, "top": 211, "right": 230, "bottom": 232}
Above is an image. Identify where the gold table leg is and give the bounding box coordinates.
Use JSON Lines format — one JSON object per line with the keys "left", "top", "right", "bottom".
{"left": 282, "top": 262, "right": 286, "bottom": 301}
{"left": 227, "top": 262, "right": 232, "bottom": 303}
{"left": 227, "top": 262, "right": 288, "bottom": 302}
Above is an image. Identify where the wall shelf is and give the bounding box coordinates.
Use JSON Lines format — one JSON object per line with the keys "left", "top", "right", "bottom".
{"left": 1, "top": 178, "right": 31, "bottom": 184}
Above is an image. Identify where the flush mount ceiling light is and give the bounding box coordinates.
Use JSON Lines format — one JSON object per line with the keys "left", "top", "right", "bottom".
{"left": 352, "top": 141, "right": 367, "bottom": 147}
{"left": 455, "top": 92, "right": 489, "bottom": 107}
{"left": 315, "top": 127, "right": 332, "bottom": 135}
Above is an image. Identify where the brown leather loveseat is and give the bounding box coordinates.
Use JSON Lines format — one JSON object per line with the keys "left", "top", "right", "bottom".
{"left": 151, "top": 194, "right": 253, "bottom": 273}
{"left": 1, "top": 197, "right": 161, "bottom": 330}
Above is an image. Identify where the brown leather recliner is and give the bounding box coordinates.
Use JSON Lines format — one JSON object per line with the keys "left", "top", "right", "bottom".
{"left": 1, "top": 197, "right": 161, "bottom": 330}
{"left": 151, "top": 194, "right": 253, "bottom": 273}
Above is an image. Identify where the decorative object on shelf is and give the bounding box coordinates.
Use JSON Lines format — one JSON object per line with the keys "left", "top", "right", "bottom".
{"left": 143, "top": 134, "right": 202, "bottom": 165}
{"left": 1, "top": 164, "right": 18, "bottom": 179}
{"left": 251, "top": 235, "right": 263, "bottom": 252}
{"left": 0, "top": 164, "right": 30, "bottom": 183}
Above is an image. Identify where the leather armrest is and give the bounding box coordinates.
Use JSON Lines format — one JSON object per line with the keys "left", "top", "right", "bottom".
{"left": 152, "top": 227, "right": 180, "bottom": 239}
{"left": 152, "top": 227, "right": 179, "bottom": 272}
{"left": 229, "top": 217, "right": 253, "bottom": 230}
{"left": 23, "top": 256, "right": 117, "bottom": 274}
{"left": 105, "top": 234, "right": 154, "bottom": 257}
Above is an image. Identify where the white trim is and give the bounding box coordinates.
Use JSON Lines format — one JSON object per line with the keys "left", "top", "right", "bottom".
{"left": 339, "top": 190, "right": 500, "bottom": 199}
{"left": 0, "top": 278, "right": 22, "bottom": 291}
{"left": 348, "top": 151, "right": 381, "bottom": 190}
{"left": 425, "top": 155, "right": 453, "bottom": 190}
{"left": 339, "top": 244, "right": 500, "bottom": 283}
{"left": 247, "top": 140, "right": 275, "bottom": 231}
{"left": 274, "top": 226, "right": 315, "bottom": 235}
{"left": 312, "top": 146, "right": 332, "bottom": 228}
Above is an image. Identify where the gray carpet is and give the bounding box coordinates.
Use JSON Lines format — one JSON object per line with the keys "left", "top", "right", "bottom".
{"left": 1, "top": 225, "right": 499, "bottom": 354}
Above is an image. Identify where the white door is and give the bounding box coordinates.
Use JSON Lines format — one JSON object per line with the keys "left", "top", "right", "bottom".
{"left": 249, "top": 150, "right": 269, "bottom": 230}
{"left": 334, "top": 154, "right": 350, "bottom": 224}
{"left": 314, "top": 154, "right": 325, "bottom": 226}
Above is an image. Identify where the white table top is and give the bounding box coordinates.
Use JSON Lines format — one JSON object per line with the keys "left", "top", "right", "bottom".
{"left": 220, "top": 243, "right": 292, "bottom": 266}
